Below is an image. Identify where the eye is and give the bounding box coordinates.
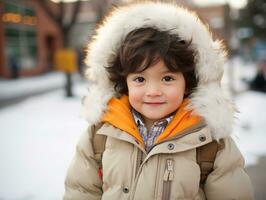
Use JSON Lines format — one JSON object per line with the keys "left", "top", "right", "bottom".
{"left": 162, "top": 76, "right": 174, "bottom": 82}
{"left": 134, "top": 77, "right": 145, "bottom": 83}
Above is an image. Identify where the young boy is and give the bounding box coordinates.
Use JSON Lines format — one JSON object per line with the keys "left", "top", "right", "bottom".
{"left": 64, "top": 2, "right": 253, "bottom": 200}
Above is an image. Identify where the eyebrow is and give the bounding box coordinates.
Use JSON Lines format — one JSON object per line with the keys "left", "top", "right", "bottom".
{"left": 131, "top": 67, "right": 175, "bottom": 74}
{"left": 160, "top": 68, "right": 174, "bottom": 73}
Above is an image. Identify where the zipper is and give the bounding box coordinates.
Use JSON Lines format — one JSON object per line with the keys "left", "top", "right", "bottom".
{"left": 162, "top": 159, "right": 174, "bottom": 200}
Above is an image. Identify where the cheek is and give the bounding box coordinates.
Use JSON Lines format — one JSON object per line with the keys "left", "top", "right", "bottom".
{"left": 168, "top": 93, "right": 183, "bottom": 103}
{"left": 128, "top": 86, "right": 143, "bottom": 106}
{"left": 166, "top": 86, "right": 185, "bottom": 102}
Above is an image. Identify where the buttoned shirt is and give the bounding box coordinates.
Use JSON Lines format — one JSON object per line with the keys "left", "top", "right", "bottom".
{"left": 132, "top": 109, "right": 174, "bottom": 152}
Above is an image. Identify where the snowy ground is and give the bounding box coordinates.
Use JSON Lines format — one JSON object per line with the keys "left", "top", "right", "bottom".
{"left": 0, "top": 72, "right": 66, "bottom": 100}
{"left": 0, "top": 61, "right": 266, "bottom": 199}
{"left": 233, "top": 91, "right": 266, "bottom": 166}
{"left": 0, "top": 73, "right": 88, "bottom": 200}
{"left": 222, "top": 57, "right": 266, "bottom": 165}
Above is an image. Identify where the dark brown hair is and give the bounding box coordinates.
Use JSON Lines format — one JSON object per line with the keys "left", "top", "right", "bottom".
{"left": 106, "top": 27, "right": 198, "bottom": 97}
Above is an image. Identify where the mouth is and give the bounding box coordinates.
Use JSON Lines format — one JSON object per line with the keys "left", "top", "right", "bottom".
{"left": 144, "top": 102, "right": 165, "bottom": 106}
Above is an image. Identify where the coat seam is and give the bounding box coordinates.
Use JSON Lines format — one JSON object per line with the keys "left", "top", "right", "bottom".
{"left": 154, "top": 155, "right": 161, "bottom": 199}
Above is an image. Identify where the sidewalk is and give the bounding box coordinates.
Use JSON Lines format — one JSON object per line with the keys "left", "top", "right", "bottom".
{"left": 0, "top": 72, "right": 84, "bottom": 108}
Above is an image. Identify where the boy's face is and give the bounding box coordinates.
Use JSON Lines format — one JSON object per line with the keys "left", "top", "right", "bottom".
{"left": 126, "top": 59, "right": 185, "bottom": 126}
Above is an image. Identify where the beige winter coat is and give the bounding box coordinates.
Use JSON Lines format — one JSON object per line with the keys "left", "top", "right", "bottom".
{"left": 64, "top": 2, "right": 254, "bottom": 199}
{"left": 64, "top": 122, "right": 253, "bottom": 200}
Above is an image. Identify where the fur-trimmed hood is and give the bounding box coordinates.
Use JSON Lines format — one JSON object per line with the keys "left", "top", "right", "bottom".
{"left": 81, "top": 2, "right": 235, "bottom": 140}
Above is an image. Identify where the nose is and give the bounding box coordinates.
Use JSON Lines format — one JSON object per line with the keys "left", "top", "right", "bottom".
{"left": 145, "top": 83, "right": 162, "bottom": 96}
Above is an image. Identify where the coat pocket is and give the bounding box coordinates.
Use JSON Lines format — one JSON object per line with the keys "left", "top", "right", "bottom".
{"left": 162, "top": 159, "right": 174, "bottom": 200}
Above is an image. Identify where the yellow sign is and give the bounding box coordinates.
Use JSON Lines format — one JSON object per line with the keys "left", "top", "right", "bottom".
{"left": 54, "top": 48, "right": 77, "bottom": 73}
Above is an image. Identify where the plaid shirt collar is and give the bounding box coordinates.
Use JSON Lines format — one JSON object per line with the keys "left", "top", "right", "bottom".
{"left": 132, "top": 109, "right": 173, "bottom": 128}
{"left": 132, "top": 109, "right": 174, "bottom": 152}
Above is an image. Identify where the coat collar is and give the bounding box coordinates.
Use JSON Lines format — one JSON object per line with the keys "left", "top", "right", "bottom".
{"left": 101, "top": 96, "right": 203, "bottom": 146}
{"left": 97, "top": 121, "right": 212, "bottom": 157}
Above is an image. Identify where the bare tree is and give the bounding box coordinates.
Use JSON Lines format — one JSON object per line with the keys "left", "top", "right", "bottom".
{"left": 35, "top": 0, "right": 82, "bottom": 97}
{"left": 36, "top": 0, "right": 82, "bottom": 47}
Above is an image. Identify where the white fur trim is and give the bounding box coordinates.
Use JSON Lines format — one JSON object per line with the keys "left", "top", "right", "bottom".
{"left": 81, "top": 84, "right": 115, "bottom": 125}
{"left": 82, "top": 2, "right": 234, "bottom": 139}
{"left": 187, "top": 83, "right": 236, "bottom": 140}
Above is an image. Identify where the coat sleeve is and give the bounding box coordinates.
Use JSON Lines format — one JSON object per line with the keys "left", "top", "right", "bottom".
{"left": 204, "top": 137, "right": 254, "bottom": 200}
{"left": 63, "top": 126, "right": 103, "bottom": 200}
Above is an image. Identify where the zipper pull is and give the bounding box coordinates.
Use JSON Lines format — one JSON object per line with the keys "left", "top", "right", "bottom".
{"left": 163, "top": 159, "right": 174, "bottom": 181}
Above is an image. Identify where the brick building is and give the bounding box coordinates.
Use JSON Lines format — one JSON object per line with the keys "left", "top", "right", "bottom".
{"left": 195, "top": 4, "right": 232, "bottom": 46}
{"left": 0, "top": 0, "right": 63, "bottom": 78}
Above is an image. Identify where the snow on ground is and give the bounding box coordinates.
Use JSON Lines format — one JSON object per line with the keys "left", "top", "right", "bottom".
{"left": 0, "top": 90, "right": 88, "bottom": 200}
{"left": 0, "top": 72, "right": 66, "bottom": 100}
{"left": 222, "top": 57, "right": 266, "bottom": 166}
{"left": 0, "top": 74, "right": 89, "bottom": 200}
{"left": 233, "top": 91, "right": 266, "bottom": 166}
{"left": 0, "top": 65, "right": 266, "bottom": 199}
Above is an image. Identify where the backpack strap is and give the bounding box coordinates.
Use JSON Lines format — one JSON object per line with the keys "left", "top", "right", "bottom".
{"left": 91, "top": 123, "right": 107, "bottom": 178}
{"left": 196, "top": 140, "right": 225, "bottom": 187}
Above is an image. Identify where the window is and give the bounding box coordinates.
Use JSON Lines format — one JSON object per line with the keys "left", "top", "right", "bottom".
{"left": 3, "top": 2, "right": 37, "bottom": 70}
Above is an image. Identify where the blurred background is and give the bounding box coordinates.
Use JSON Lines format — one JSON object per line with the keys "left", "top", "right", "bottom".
{"left": 0, "top": 0, "right": 265, "bottom": 199}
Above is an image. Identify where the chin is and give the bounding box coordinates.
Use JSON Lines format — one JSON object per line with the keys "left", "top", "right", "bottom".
{"left": 143, "top": 114, "right": 165, "bottom": 120}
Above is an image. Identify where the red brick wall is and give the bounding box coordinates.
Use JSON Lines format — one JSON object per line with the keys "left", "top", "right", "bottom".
{"left": 21, "top": 0, "right": 63, "bottom": 76}
{"left": 0, "top": 0, "right": 63, "bottom": 78}
{"left": 195, "top": 5, "right": 230, "bottom": 42}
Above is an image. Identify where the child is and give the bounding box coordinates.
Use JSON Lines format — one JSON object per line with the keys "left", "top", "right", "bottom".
{"left": 64, "top": 2, "right": 254, "bottom": 200}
